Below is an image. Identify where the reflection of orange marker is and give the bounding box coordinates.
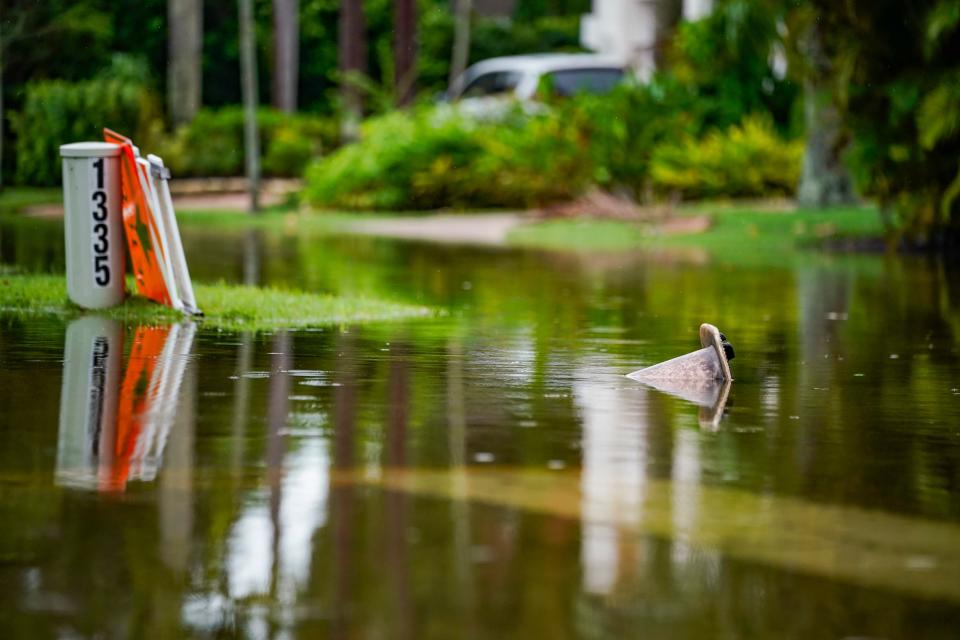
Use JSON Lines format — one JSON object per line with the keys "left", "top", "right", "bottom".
{"left": 109, "top": 325, "right": 171, "bottom": 490}
{"left": 56, "top": 319, "right": 196, "bottom": 493}
{"left": 103, "top": 128, "right": 174, "bottom": 306}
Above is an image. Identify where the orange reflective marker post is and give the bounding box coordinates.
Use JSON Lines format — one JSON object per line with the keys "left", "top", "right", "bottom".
{"left": 103, "top": 128, "right": 174, "bottom": 306}
{"left": 107, "top": 325, "right": 171, "bottom": 491}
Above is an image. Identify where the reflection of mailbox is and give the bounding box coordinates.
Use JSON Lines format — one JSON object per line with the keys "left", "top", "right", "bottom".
{"left": 56, "top": 316, "right": 123, "bottom": 490}
{"left": 60, "top": 142, "right": 126, "bottom": 309}
{"left": 56, "top": 317, "right": 197, "bottom": 492}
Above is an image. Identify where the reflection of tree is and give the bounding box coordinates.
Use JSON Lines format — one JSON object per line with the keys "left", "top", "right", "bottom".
{"left": 330, "top": 328, "right": 358, "bottom": 639}
{"left": 230, "top": 332, "right": 254, "bottom": 473}
{"left": 446, "top": 336, "right": 477, "bottom": 636}
{"left": 793, "top": 264, "right": 852, "bottom": 487}
{"left": 384, "top": 342, "right": 412, "bottom": 639}
{"left": 159, "top": 356, "right": 196, "bottom": 573}
{"left": 267, "top": 331, "right": 292, "bottom": 610}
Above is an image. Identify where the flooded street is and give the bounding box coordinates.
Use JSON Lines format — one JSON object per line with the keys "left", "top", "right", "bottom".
{"left": 2, "top": 217, "right": 960, "bottom": 638}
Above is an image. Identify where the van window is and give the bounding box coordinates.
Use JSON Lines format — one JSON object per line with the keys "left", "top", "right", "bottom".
{"left": 461, "top": 71, "right": 522, "bottom": 99}
{"left": 544, "top": 68, "right": 624, "bottom": 97}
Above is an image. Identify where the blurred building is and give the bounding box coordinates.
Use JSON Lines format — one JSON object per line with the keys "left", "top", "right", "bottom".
{"left": 580, "top": 0, "right": 712, "bottom": 79}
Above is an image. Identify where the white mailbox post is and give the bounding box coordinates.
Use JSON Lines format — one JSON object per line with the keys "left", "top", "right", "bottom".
{"left": 60, "top": 142, "right": 125, "bottom": 309}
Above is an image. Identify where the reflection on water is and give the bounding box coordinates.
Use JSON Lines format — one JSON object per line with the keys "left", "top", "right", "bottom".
{"left": 2, "top": 216, "right": 960, "bottom": 637}
{"left": 628, "top": 376, "right": 732, "bottom": 430}
{"left": 56, "top": 317, "right": 197, "bottom": 492}
{"left": 55, "top": 317, "right": 122, "bottom": 490}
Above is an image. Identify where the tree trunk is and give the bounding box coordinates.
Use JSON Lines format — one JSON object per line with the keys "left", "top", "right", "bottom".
{"left": 653, "top": 0, "right": 683, "bottom": 68}
{"left": 238, "top": 0, "right": 261, "bottom": 213}
{"left": 168, "top": 0, "right": 203, "bottom": 126}
{"left": 0, "top": 33, "right": 4, "bottom": 191}
{"left": 797, "top": 22, "right": 857, "bottom": 208}
{"left": 449, "top": 0, "right": 472, "bottom": 91}
{"left": 272, "top": 0, "right": 300, "bottom": 112}
{"left": 394, "top": 0, "right": 416, "bottom": 106}
{"left": 338, "top": 0, "right": 366, "bottom": 141}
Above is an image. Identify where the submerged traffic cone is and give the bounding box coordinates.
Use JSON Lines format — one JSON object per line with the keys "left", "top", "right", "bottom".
{"left": 627, "top": 323, "right": 734, "bottom": 382}
{"left": 627, "top": 323, "right": 735, "bottom": 429}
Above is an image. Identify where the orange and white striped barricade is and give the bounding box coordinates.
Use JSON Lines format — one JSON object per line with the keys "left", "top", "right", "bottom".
{"left": 103, "top": 128, "right": 199, "bottom": 314}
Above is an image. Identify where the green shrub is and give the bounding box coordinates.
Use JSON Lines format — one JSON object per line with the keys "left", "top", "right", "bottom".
{"left": 303, "top": 105, "right": 590, "bottom": 211}
{"left": 650, "top": 115, "right": 803, "bottom": 199}
{"left": 471, "top": 108, "right": 591, "bottom": 206}
{"left": 556, "top": 80, "right": 702, "bottom": 198}
{"left": 9, "top": 56, "right": 161, "bottom": 186}
{"left": 304, "top": 108, "right": 487, "bottom": 210}
{"left": 304, "top": 89, "right": 803, "bottom": 212}
{"left": 156, "top": 107, "right": 339, "bottom": 178}
{"left": 812, "top": 0, "right": 960, "bottom": 243}
{"left": 304, "top": 81, "right": 703, "bottom": 212}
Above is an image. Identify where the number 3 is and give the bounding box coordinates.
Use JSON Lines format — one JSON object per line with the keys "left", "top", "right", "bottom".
{"left": 92, "top": 191, "right": 107, "bottom": 221}
{"left": 93, "top": 223, "right": 109, "bottom": 253}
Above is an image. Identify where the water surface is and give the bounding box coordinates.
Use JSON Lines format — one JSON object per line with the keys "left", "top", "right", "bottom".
{"left": 1, "top": 216, "right": 959, "bottom": 638}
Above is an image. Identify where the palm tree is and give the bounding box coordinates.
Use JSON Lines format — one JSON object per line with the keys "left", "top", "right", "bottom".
{"left": 449, "top": 0, "right": 472, "bottom": 90}
{"left": 338, "top": 0, "right": 366, "bottom": 140}
{"left": 168, "top": 0, "right": 203, "bottom": 125}
{"left": 395, "top": 0, "right": 416, "bottom": 106}
{"left": 238, "top": 0, "right": 261, "bottom": 212}
{"left": 796, "top": 19, "right": 857, "bottom": 208}
{"left": 273, "top": 0, "right": 300, "bottom": 112}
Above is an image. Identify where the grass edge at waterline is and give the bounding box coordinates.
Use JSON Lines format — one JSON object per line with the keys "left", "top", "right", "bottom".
{"left": 0, "top": 274, "right": 436, "bottom": 331}
{"left": 506, "top": 205, "right": 886, "bottom": 257}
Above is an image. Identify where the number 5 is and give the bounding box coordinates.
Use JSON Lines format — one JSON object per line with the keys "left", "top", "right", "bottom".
{"left": 94, "top": 254, "right": 110, "bottom": 286}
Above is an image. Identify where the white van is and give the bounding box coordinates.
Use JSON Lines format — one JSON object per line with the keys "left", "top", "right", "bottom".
{"left": 447, "top": 53, "right": 627, "bottom": 109}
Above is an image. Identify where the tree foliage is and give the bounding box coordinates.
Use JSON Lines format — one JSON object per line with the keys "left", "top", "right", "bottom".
{"left": 302, "top": 84, "right": 804, "bottom": 211}
{"left": 811, "top": 0, "right": 960, "bottom": 245}
{"left": 8, "top": 56, "right": 161, "bottom": 186}
{"left": 667, "top": 0, "right": 799, "bottom": 135}
{"left": 651, "top": 115, "right": 803, "bottom": 198}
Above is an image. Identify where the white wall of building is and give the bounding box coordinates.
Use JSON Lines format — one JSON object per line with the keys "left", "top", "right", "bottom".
{"left": 580, "top": 0, "right": 658, "bottom": 80}
{"left": 580, "top": 0, "right": 714, "bottom": 79}
{"left": 682, "top": 0, "right": 713, "bottom": 22}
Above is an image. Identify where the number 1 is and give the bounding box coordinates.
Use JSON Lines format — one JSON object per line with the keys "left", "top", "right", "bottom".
{"left": 93, "top": 158, "right": 104, "bottom": 190}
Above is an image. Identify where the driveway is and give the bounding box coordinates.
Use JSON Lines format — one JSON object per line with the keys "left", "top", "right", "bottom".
{"left": 346, "top": 212, "right": 526, "bottom": 247}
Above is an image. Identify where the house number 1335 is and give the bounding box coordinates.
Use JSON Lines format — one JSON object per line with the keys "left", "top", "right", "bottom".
{"left": 91, "top": 158, "right": 110, "bottom": 287}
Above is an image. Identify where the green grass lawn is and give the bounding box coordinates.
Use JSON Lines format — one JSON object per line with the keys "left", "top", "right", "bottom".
{"left": 0, "top": 274, "right": 434, "bottom": 331}
{"left": 507, "top": 218, "right": 649, "bottom": 251}
{"left": 176, "top": 203, "right": 888, "bottom": 266}
{"left": 0, "top": 187, "right": 61, "bottom": 213}
{"left": 174, "top": 207, "right": 384, "bottom": 232}
{"left": 0, "top": 184, "right": 889, "bottom": 265}
{"left": 507, "top": 205, "right": 886, "bottom": 259}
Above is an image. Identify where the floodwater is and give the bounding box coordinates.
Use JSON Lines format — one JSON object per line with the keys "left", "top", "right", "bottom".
{"left": 1, "top": 217, "right": 960, "bottom": 638}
